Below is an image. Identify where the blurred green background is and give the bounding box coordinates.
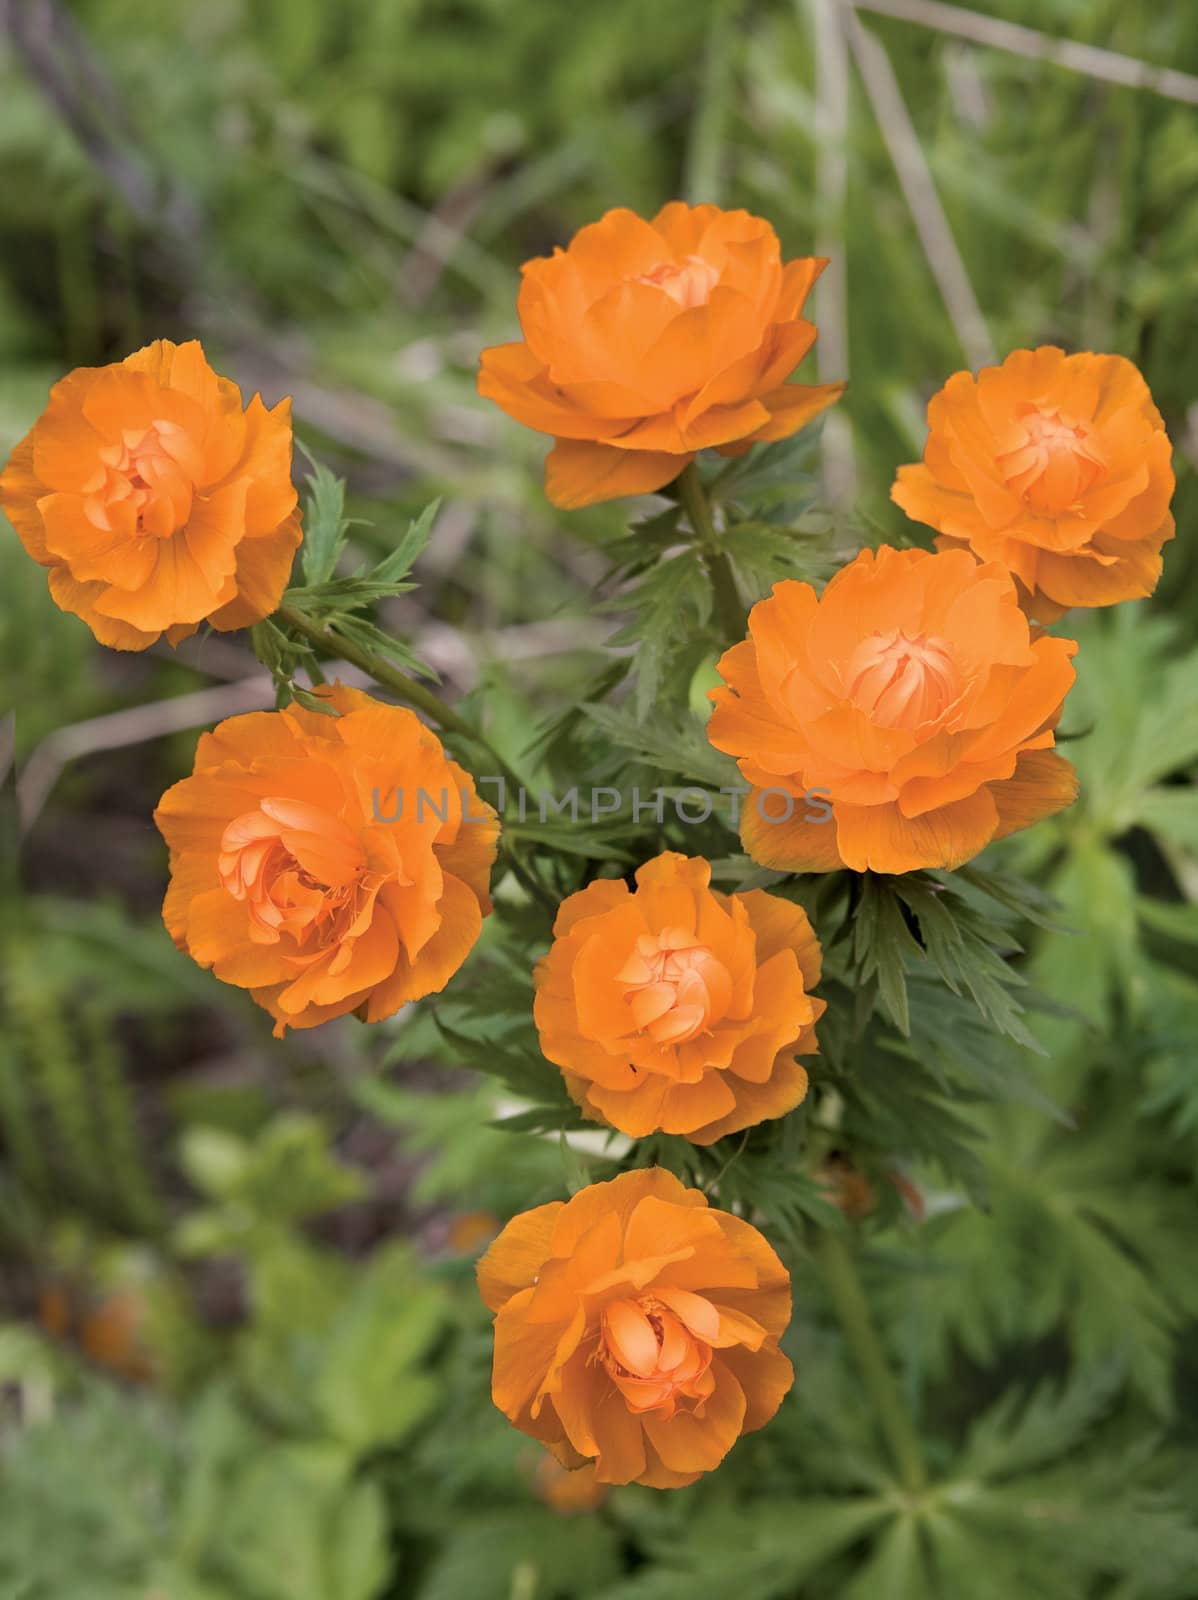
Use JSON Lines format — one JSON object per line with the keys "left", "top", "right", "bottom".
{"left": 1, "top": 2, "right": 1197, "bottom": 1597}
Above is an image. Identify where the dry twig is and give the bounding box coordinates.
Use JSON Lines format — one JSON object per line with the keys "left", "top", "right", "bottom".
{"left": 852, "top": 0, "right": 1198, "bottom": 107}
{"left": 846, "top": 3, "right": 996, "bottom": 370}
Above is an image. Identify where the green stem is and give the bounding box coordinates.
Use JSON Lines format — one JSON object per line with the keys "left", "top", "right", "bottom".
{"left": 677, "top": 462, "right": 745, "bottom": 642}
{"left": 817, "top": 1228, "right": 926, "bottom": 1492}
{"left": 275, "top": 601, "right": 521, "bottom": 791}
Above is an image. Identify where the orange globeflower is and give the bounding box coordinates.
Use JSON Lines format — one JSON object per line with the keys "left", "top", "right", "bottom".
{"left": 0, "top": 339, "right": 301, "bottom": 650}
{"left": 478, "top": 203, "right": 843, "bottom": 509}
{"left": 892, "top": 347, "right": 1174, "bottom": 620}
{"left": 154, "top": 684, "right": 498, "bottom": 1035}
{"left": 479, "top": 1167, "right": 793, "bottom": 1489}
{"left": 534, "top": 853, "right": 823, "bottom": 1143}
{"left": 708, "top": 545, "right": 1079, "bottom": 876}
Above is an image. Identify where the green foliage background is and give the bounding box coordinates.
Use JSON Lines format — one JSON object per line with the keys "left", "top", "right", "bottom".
{"left": 1, "top": 2, "right": 1196, "bottom": 1596}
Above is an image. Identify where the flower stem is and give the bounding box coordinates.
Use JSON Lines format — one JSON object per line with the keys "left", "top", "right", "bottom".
{"left": 274, "top": 601, "right": 523, "bottom": 795}
{"left": 816, "top": 1228, "right": 926, "bottom": 1492}
{"left": 677, "top": 462, "right": 745, "bottom": 643}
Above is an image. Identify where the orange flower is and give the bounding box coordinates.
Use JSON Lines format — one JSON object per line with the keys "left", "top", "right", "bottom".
{"left": 478, "top": 203, "right": 844, "bottom": 509}
{"left": 479, "top": 1167, "right": 793, "bottom": 1489}
{"left": 39, "top": 1281, "right": 155, "bottom": 1384}
{"left": 534, "top": 853, "right": 823, "bottom": 1143}
{"left": 0, "top": 339, "right": 301, "bottom": 650}
{"left": 707, "top": 545, "right": 1079, "bottom": 875}
{"left": 892, "top": 347, "right": 1174, "bottom": 620}
{"left": 154, "top": 684, "right": 498, "bottom": 1035}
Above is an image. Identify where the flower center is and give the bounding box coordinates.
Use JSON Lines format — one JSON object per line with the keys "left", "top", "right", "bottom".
{"left": 846, "top": 629, "right": 960, "bottom": 729}
{"left": 635, "top": 255, "right": 719, "bottom": 310}
{"left": 219, "top": 797, "right": 369, "bottom": 947}
{"left": 996, "top": 405, "right": 1107, "bottom": 515}
{"left": 87, "top": 421, "right": 203, "bottom": 538}
{"left": 615, "top": 927, "right": 733, "bottom": 1043}
{"left": 599, "top": 1295, "right": 714, "bottom": 1418}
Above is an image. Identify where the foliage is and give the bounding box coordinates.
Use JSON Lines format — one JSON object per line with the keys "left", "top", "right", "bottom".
{"left": 2, "top": 1, "right": 1198, "bottom": 1597}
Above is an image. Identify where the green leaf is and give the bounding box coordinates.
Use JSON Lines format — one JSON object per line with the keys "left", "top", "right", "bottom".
{"left": 313, "top": 1244, "right": 446, "bottom": 1454}
{"left": 593, "top": 1499, "right": 888, "bottom": 1600}
{"left": 603, "top": 549, "right": 713, "bottom": 721}
{"left": 323, "top": 1480, "right": 392, "bottom": 1600}
{"left": 581, "top": 701, "right": 739, "bottom": 791}
{"left": 851, "top": 876, "right": 921, "bottom": 1035}
{"left": 842, "top": 1514, "right": 927, "bottom": 1600}
{"left": 957, "top": 1364, "right": 1125, "bottom": 1480}
{"left": 419, "top": 1508, "right": 621, "bottom": 1600}
{"left": 209, "top": 1444, "right": 391, "bottom": 1600}
{"left": 1136, "top": 785, "right": 1198, "bottom": 856}
{"left": 300, "top": 457, "right": 350, "bottom": 586}
{"left": 371, "top": 498, "right": 440, "bottom": 582}
{"left": 179, "top": 1114, "right": 364, "bottom": 1226}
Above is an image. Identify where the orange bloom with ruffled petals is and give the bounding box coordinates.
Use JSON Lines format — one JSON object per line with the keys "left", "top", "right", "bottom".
{"left": 478, "top": 203, "right": 844, "bottom": 509}
{"left": 708, "top": 545, "right": 1079, "bottom": 875}
{"left": 0, "top": 339, "right": 301, "bottom": 650}
{"left": 534, "top": 854, "right": 822, "bottom": 1143}
{"left": 892, "top": 347, "right": 1174, "bottom": 620}
{"left": 154, "top": 684, "right": 497, "bottom": 1035}
{"left": 479, "top": 1167, "right": 793, "bottom": 1489}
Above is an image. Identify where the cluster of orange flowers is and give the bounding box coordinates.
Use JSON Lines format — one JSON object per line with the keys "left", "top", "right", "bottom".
{"left": 2, "top": 202, "right": 1175, "bottom": 1491}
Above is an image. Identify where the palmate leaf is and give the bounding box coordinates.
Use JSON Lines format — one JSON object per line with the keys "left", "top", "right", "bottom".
{"left": 919, "top": 1511, "right": 1051, "bottom": 1600}
{"left": 790, "top": 1370, "right": 1194, "bottom": 1599}
{"left": 177, "top": 1113, "right": 365, "bottom": 1224}
{"left": 847, "top": 870, "right": 1050, "bottom": 1051}
{"left": 722, "top": 516, "right": 847, "bottom": 603}
{"left": 354, "top": 1077, "right": 568, "bottom": 1208}
{"left": 936, "top": 1457, "right": 1198, "bottom": 1599}
{"left": 846, "top": 1045, "right": 989, "bottom": 1199}
{"left": 581, "top": 701, "right": 738, "bottom": 792}
{"left": 311, "top": 1242, "right": 447, "bottom": 1455}
{"left": 956, "top": 1363, "right": 1125, "bottom": 1481}
{"left": 841, "top": 1514, "right": 928, "bottom": 1600}
{"left": 604, "top": 549, "right": 714, "bottom": 721}
{"left": 600, "top": 502, "right": 684, "bottom": 572}
{"left": 205, "top": 1442, "right": 391, "bottom": 1600}
{"left": 417, "top": 1507, "right": 622, "bottom": 1600}
{"left": 591, "top": 1500, "right": 889, "bottom": 1600}
{"left": 1059, "top": 607, "right": 1198, "bottom": 835}
{"left": 1137, "top": 962, "right": 1198, "bottom": 1148}
{"left": 950, "top": 863, "right": 1063, "bottom": 931}
{"left": 850, "top": 874, "right": 924, "bottom": 1035}
{"left": 899, "top": 978, "right": 1067, "bottom": 1123}
{"left": 892, "top": 875, "right": 1042, "bottom": 1051}
{"left": 882, "top": 1107, "right": 1188, "bottom": 1410}
{"left": 708, "top": 427, "right": 823, "bottom": 513}
{"left": 1133, "top": 785, "right": 1198, "bottom": 857}
{"left": 621, "top": 1129, "right": 843, "bottom": 1245}
{"left": 427, "top": 1011, "right": 573, "bottom": 1110}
